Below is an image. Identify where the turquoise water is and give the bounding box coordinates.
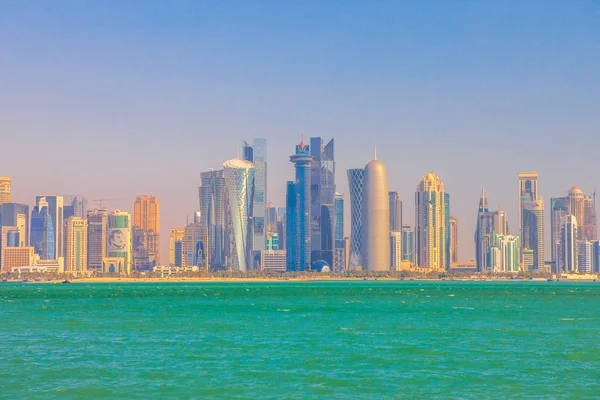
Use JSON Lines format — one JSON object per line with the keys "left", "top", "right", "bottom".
{"left": 1, "top": 281, "right": 600, "bottom": 399}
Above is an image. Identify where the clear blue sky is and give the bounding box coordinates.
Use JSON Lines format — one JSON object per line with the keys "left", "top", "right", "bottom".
{"left": 1, "top": 1, "right": 599, "bottom": 261}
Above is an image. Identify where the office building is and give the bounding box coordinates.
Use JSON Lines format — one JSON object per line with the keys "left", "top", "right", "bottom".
{"left": 35, "top": 195, "right": 64, "bottom": 259}
{"left": 0, "top": 226, "right": 18, "bottom": 271}
{"left": 551, "top": 197, "right": 570, "bottom": 264}
{"left": 182, "top": 221, "right": 203, "bottom": 269}
{"left": 475, "top": 190, "right": 508, "bottom": 271}
{"left": 107, "top": 210, "right": 131, "bottom": 274}
{"left": 87, "top": 209, "right": 107, "bottom": 271}
{"left": 390, "top": 231, "right": 402, "bottom": 271}
{"left": 518, "top": 172, "right": 539, "bottom": 243}
{"left": 102, "top": 257, "right": 126, "bottom": 274}
{"left": 63, "top": 196, "right": 87, "bottom": 220}
{"left": 286, "top": 136, "right": 312, "bottom": 271}
{"left": 309, "top": 137, "right": 335, "bottom": 266}
{"left": 260, "top": 250, "right": 287, "bottom": 272}
{"left": 65, "top": 217, "right": 88, "bottom": 273}
{"left": 577, "top": 240, "right": 593, "bottom": 273}
{"left": 522, "top": 248, "right": 535, "bottom": 271}
{"left": 401, "top": 225, "right": 415, "bottom": 263}
{"left": 449, "top": 216, "right": 458, "bottom": 265}
{"left": 169, "top": 227, "right": 185, "bottom": 266}
{"left": 559, "top": 215, "right": 578, "bottom": 273}
{"left": 522, "top": 200, "right": 544, "bottom": 270}
{"left": 199, "top": 169, "right": 226, "bottom": 269}
{"left": 444, "top": 193, "right": 451, "bottom": 269}
{"left": 582, "top": 194, "right": 597, "bottom": 241}
{"left": 223, "top": 158, "right": 255, "bottom": 272}
{"left": 362, "top": 152, "right": 390, "bottom": 271}
{"left": 335, "top": 192, "right": 344, "bottom": 249}
{"left": 415, "top": 172, "right": 447, "bottom": 271}
{"left": 592, "top": 241, "right": 600, "bottom": 273}
{"left": 389, "top": 191, "right": 402, "bottom": 232}
{"left": 30, "top": 197, "right": 55, "bottom": 260}
{"left": 0, "top": 203, "right": 29, "bottom": 246}
{"left": 568, "top": 187, "right": 585, "bottom": 239}
{"left": 243, "top": 139, "right": 267, "bottom": 258}
{"left": 2, "top": 247, "right": 35, "bottom": 272}
{"left": 0, "top": 177, "right": 10, "bottom": 205}
{"left": 133, "top": 195, "right": 160, "bottom": 269}
{"left": 347, "top": 168, "right": 365, "bottom": 270}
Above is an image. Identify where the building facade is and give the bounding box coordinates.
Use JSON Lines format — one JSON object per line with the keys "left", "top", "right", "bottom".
{"left": 199, "top": 169, "right": 226, "bottom": 269}
{"left": 522, "top": 200, "right": 544, "bottom": 270}
{"left": 401, "top": 225, "right": 415, "bottom": 263}
{"left": 518, "top": 172, "right": 539, "bottom": 245}
{"left": 223, "top": 159, "right": 255, "bottom": 272}
{"left": 415, "top": 173, "right": 446, "bottom": 271}
{"left": 0, "top": 203, "right": 29, "bottom": 246}
{"left": 243, "top": 139, "right": 267, "bottom": 260}
{"left": 0, "top": 177, "right": 10, "bottom": 205}
{"left": 107, "top": 210, "right": 131, "bottom": 274}
{"left": 335, "top": 192, "right": 344, "bottom": 249}
{"left": 30, "top": 197, "right": 55, "bottom": 260}
{"left": 87, "top": 209, "right": 107, "bottom": 271}
{"left": 559, "top": 215, "right": 578, "bottom": 273}
{"left": 133, "top": 195, "right": 160, "bottom": 270}
{"left": 362, "top": 155, "right": 390, "bottom": 271}
{"left": 449, "top": 216, "right": 458, "bottom": 265}
{"left": 347, "top": 168, "right": 365, "bottom": 270}
{"left": 65, "top": 217, "right": 88, "bottom": 273}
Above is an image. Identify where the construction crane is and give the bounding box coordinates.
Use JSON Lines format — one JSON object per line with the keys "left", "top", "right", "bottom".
{"left": 92, "top": 198, "right": 124, "bottom": 208}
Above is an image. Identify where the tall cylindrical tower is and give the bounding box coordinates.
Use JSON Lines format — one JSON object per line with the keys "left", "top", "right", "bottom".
{"left": 362, "top": 157, "right": 390, "bottom": 271}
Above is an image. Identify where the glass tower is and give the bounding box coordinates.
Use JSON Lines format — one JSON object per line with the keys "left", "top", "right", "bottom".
{"left": 288, "top": 136, "right": 312, "bottom": 271}
{"left": 223, "top": 159, "right": 255, "bottom": 272}
{"left": 334, "top": 192, "right": 344, "bottom": 249}
{"left": 286, "top": 181, "right": 298, "bottom": 271}
{"left": 401, "top": 225, "right": 414, "bottom": 263}
{"left": 243, "top": 138, "right": 267, "bottom": 261}
{"left": 347, "top": 168, "right": 365, "bottom": 270}
{"left": 310, "top": 137, "right": 335, "bottom": 266}
{"left": 35, "top": 196, "right": 63, "bottom": 259}
{"left": 31, "top": 198, "right": 55, "bottom": 260}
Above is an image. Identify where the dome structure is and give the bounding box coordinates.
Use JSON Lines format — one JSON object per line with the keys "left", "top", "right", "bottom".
{"left": 311, "top": 260, "right": 330, "bottom": 272}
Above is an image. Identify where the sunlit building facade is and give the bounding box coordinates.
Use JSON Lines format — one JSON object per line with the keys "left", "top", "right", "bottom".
{"left": 415, "top": 173, "right": 446, "bottom": 271}
{"left": 362, "top": 155, "right": 390, "bottom": 271}
{"left": 559, "top": 215, "right": 578, "bottom": 273}
{"left": 0, "top": 203, "right": 29, "bottom": 246}
{"left": 65, "top": 217, "right": 88, "bottom": 273}
{"left": 243, "top": 139, "right": 267, "bottom": 260}
{"left": 522, "top": 200, "right": 544, "bottom": 270}
{"left": 0, "top": 176, "right": 10, "bottom": 205}
{"left": 107, "top": 210, "right": 131, "bottom": 274}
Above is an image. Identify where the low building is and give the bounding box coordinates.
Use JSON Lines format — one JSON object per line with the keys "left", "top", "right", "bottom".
{"left": 2, "top": 246, "right": 36, "bottom": 272}
{"left": 260, "top": 250, "right": 286, "bottom": 272}
{"left": 152, "top": 265, "right": 199, "bottom": 273}
{"left": 102, "top": 257, "right": 127, "bottom": 274}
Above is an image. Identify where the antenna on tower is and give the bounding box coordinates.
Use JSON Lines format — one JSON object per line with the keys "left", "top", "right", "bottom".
{"left": 374, "top": 143, "right": 377, "bottom": 160}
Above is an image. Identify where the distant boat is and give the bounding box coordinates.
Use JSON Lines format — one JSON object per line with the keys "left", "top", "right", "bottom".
{"left": 62, "top": 280, "right": 71, "bottom": 284}
{"left": 547, "top": 279, "right": 553, "bottom": 282}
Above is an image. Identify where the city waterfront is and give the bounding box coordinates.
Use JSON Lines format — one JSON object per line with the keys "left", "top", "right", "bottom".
{"left": 2, "top": 281, "right": 599, "bottom": 398}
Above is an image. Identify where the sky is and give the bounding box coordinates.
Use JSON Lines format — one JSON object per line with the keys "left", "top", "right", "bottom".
{"left": 1, "top": 1, "right": 599, "bottom": 262}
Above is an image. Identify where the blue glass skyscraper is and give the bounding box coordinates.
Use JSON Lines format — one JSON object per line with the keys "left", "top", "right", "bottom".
{"left": 287, "top": 136, "right": 312, "bottom": 271}
{"left": 31, "top": 198, "right": 55, "bottom": 260}
{"left": 334, "top": 192, "right": 344, "bottom": 249}
{"left": 286, "top": 181, "right": 298, "bottom": 271}
{"left": 310, "top": 137, "right": 335, "bottom": 266}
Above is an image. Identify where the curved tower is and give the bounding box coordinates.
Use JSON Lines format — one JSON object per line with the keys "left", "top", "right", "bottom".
{"left": 362, "top": 154, "right": 390, "bottom": 271}
{"left": 223, "top": 159, "right": 255, "bottom": 272}
{"left": 347, "top": 168, "right": 365, "bottom": 269}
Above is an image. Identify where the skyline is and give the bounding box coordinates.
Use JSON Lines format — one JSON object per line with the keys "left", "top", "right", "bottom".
{"left": 1, "top": 1, "right": 599, "bottom": 261}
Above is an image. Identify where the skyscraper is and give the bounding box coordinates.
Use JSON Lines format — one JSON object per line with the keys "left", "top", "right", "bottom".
{"left": 30, "top": 197, "right": 55, "bottom": 260}
{"left": 582, "top": 194, "right": 597, "bottom": 241}
{"left": 362, "top": 152, "right": 390, "bottom": 271}
{"left": 287, "top": 136, "right": 312, "bottom": 271}
{"left": 401, "top": 225, "right": 415, "bottom": 263}
{"left": 518, "top": 172, "right": 539, "bottom": 246}
{"left": 243, "top": 139, "right": 267, "bottom": 260}
{"left": 63, "top": 196, "right": 87, "bottom": 220}
{"left": 390, "top": 231, "right": 402, "bottom": 271}
{"left": 87, "top": 208, "right": 107, "bottom": 271}
{"left": 389, "top": 191, "right": 402, "bottom": 232}
{"left": 347, "top": 168, "right": 365, "bottom": 270}
{"left": 0, "top": 177, "right": 10, "bottom": 205}
{"left": 449, "top": 216, "right": 458, "bottom": 265}
{"left": 169, "top": 227, "right": 185, "bottom": 266}
{"left": 475, "top": 190, "right": 509, "bottom": 271}
{"left": 577, "top": 240, "right": 593, "bottom": 273}
{"left": 107, "top": 210, "right": 131, "bottom": 274}
{"left": 199, "top": 170, "right": 226, "bottom": 269}
{"left": 133, "top": 195, "right": 160, "bottom": 270}
{"left": 35, "top": 195, "right": 63, "bottom": 259}
{"left": 0, "top": 203, "right": 29, "bottom": 246}
{"left": 559, "top": 215, "right": 578, "bottom": 273}
{"left": 415, "top": 173, "right": 446, "bottom": 271}
{"left": 334, "top": 192, "right": 344, "bottom": 249}
{"left": 310, "top": 137, "right": 335, "bottom": 266}
{"left": 551, "top": 197, "right": 570, "bottom": 264}
{"left": 223, "top": 159, "right": 255, "bottom": 272}
{"left": 522, "top": 200, "right": 544, "bottom": 270}
{"left": 65, "top": 217, "right": 88, "bottom": 273}
{"left": 568, "top": 186, "right": 585, "bottom": 239}
{"left": 444, "top": 192, "right": 451, "bottom": 269}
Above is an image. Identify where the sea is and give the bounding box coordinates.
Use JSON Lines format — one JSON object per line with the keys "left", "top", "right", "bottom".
{"left": 1, "top": 281, "right": 599, "bottom": 399}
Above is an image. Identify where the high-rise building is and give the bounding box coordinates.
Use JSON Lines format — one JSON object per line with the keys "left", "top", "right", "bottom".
{"left": 415, "top": 173, "right": 446, "bottom": 271}
{"left": 568, "top": 187, "right": 585, "bottom": 239}
{"left": 133, "top": 195, "right": 160, "bottom": 270}
{"left": 444, "top": 193, "right": 451, "bottom": 269}
{"left": 287, "top": 136, "right": 312, "bottom": 271}
{"left": 390, "top": 231, "right": 402, "bottom": 271}
{"left": 592, "top": 241, "right": 600, "bottom": 273}
{"left": 522, "top": 200, "right": 544, "bottom": 270}
{"left": 347, "top": 168, "right": 365, "bottom": 270}
{"left": 0, "top": 177, "right": 10, "bottom": 205}
{"left": 35, "top": 196, "right": 64, "bottom": 259}
{"left": 582, "top": 194, "right": 597, "bottom": 241}
{"left": 577, "top": 240, "right": 593, "bottom": 273}
{"left": 65, "top": 217, "right": 88, "bottom": 273}
{"left": 87, "top": 209, "right": 107, "bottom": 271}
{"left": 267, "top": 206, "right": 285, "bottom": 251}
{"left": 310, "top": 137, "right": 335, "bottom": 266}
{"left": 334, "top": 192, "right": 344, "bottom": 249}
{"left": 389, "top": 191, "right": 402, "bottom": 232}
{"left": 362, "top": 153, "right": 390, "bottom": 271}
{"left": 559, "top": 215, "right": 578, "bottom": 273}
{"left": 551, "top": 197, "right": 570, "bottom": 264}
{"left": 63, "top": 196, "right": 87, "bottom": 220}
{"left": 169, "top": 227, "right": 185, "bottom": 266}
{"left": 30, "top": 197, "right": 55, "bottom": 260}
{"left": 0, "top": 226, "right": 18, "bottom": 271}
{"left": 107, "top": 210, "right": 131, "bottom": 274}
{"left": 199, "top": 170, "right": 226, "bottom": 269}
{"left": 449, "top": 216, "right": 458, "bottom": 265}
{"left": 518, "top": 172, "right": 539, "bottom": 243}
{"left": 223, "top": 159, "right": 255, "bottom": 272}
{"left": 475, "top": 190, "right": 509, "bottom": 271}
{"left": 401, "top": 225, "right": 415, "bottom": 263}
{"left": 243, "top": 139, "right": 267, "bottom": 259}
{"left": 482, "top": 232, "right": 521, "bottom": 272}
{"left": 0, "top": 203, "right": 29, "bottom": 246}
